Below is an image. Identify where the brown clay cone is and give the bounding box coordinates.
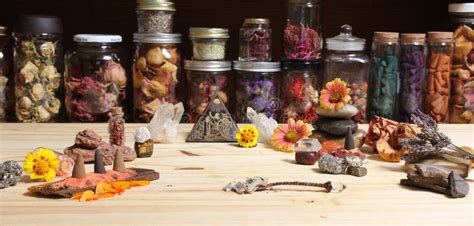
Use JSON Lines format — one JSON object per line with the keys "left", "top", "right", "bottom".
{"left": 72, "top": 154, "right": 86, "bottom": 179}
{"left": 94, "top": 150, "right": 106, "bottom": 174}
{"left": 113, "top": 149, "right": 126, "bottom": 172}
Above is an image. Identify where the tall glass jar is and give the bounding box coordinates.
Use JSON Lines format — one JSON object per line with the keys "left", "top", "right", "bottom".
{"left": 133, "top": 32, "right": 181, "bottom": 122}
{"left": 136, "top": 0, "right": 175, "bottom": 33}
{"left": 448, "top": 3, "right": 474, "bottom": 123}
{"left": 13, "top": 15, "right": 63, "bottom": 122}
{"left": 234, "top": 61, "right": 281, "bottom": 123}
{"left": 65, "top": 34, "right": 127, "bottom": 122}
{"left": 239, "top": 18, "right": 272, "bottom": 61}
{"left": 189, "top": 28, "right": 229, "bottom": 61}
{"left": 280, "top": 60, "right": 321, "bottom": 123}
{"left": 0, "top": 27, "right": 13, "bottom": 122}
{"left": 424, "top": 32, "right": 453, "bottom": 123}
{"left": 184, "top": 60, "right": 232, "bottom": 123}
{"left": 284, "top": 0, "right": 322, "bottom": 61}
{"left": 366, "top": 32, "right": 400, "bottom": 121}
{"left": 398, "top": 33, "right": 427, "bottom": 122}
{"left": 322, "top": 25, "right": 369, "bottom": 123}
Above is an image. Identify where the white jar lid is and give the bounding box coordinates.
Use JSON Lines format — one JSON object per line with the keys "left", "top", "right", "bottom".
{"left": 449, "top": 3, "right": 474, "bottom": 13}
{"left": 74, "top": 34, "right": 122, "bottom": 43}
{"left": 325, "top": 25, "right": 365, "bottom": 51}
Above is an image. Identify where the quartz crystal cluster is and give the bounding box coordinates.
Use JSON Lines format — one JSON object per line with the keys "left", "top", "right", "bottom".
{"left": 0, "top": 160, "right": 22, "bottom": 189}
{"left": 147, "top": 102, "right": 184, "bottom": 143}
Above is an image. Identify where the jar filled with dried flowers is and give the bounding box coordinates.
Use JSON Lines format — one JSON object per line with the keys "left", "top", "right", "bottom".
{"left": 322, "top": 25, "right": 369, "bottom": 123}
{"left": 284, "top": 0, "right": 322, "bottom": 61}
{"left": 234, "top": 61, "right": 281, "bottom": 123}
{"left": 184, "top": 60, "right": 232, "bottom": 123}
{"left": 13, "top": 15, "right": 63, "bottom": 122}
{"left": 239, "top": 18, "right": 272, "bottom": 61}
{"left": 189, "top": 27, "right": 229, "bottom": 61}
{"left": 448, "top": 3, "right": 474, "bottom": 124}
{"left": 133, "top": 32, "right": 181, "bottom": 122}
{"left": 0, "top": 27, "right": 13, "bottom": 122}
{"left": 280, "top": 60, "right": 321, "bottom": 124}
{"left": 136, "top": 0, "right": 175, "bottom": 33}
{"left": 65, "top": 34, "right": 127, "bottom": 122}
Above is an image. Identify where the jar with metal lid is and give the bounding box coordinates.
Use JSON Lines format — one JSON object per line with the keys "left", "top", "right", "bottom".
{"left": 239, "top": 18, "right": 272, "bottom": 61}
{"left": 65, "top": 34, "right": 128, "bottom": 122}
{"left": 184, "top": 60, "right": 232, "bottom": 123}
{"left": 136, "top": 0, "right": 175, "bottom": 32}
{"left": 424, "top": 32, "right": 453, "bottom": 123}
{"left": 284, "top": 0, "right": 322, "bottom": 61}
{"left": 366, "top": 32, "right": 400, "bottom": 121}
{"left": 133, "top": 32, "right": 181, "bottom": 122}
{"left": 234, "top": 61, "right": 281, "bottom": 123}
{"left": 398, "top": 33, "right": 427, "bottom": 122}
{"left": 448, "top": 3, "right": 474, "bottom": 123}
{"left": 189, "top": 27, "right": 229, "bottom": 61}
{"left": 0, "top": 27, "right": 13, "bottom": 122}
{"left": 280, "top": 61, "right": 321, "bottom": 123}
{"left": 13, "top": 15, "right": 63, "bottom": 122}
{"left": 322, "top": 25, "right": 369, "bottom": 123}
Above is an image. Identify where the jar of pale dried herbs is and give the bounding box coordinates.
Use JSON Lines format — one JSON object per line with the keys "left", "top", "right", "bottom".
{"left": 136, "top": 0, "right": 175, "bottom": 33}
{"left": 189, "top": 27, "right": 229, "bottom": 61}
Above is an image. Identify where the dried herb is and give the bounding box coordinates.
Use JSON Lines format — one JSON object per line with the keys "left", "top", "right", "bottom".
{"left": 283, "top": 22, "right": 320, "bottom": 60}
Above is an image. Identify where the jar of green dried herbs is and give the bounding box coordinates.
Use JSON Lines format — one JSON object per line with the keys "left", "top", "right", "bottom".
{"left": 189, "top": 27, "right": 229, "bottom": 61}
{"left": 136, "top": 0, "right": 175, "bottom": 33}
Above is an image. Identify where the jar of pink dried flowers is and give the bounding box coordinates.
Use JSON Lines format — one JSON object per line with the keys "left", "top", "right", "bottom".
{"left": 239, "top": 18, "right": 272, "bottom": 61}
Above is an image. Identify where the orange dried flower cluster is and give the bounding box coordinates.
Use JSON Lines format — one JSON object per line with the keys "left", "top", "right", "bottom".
{"left": 70, "top": 180, "right": 150, "bottom": 202}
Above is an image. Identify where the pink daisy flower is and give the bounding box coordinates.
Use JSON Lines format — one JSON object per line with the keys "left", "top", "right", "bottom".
{"left": 271, "top": 118, "right": 314, "bottom": 153}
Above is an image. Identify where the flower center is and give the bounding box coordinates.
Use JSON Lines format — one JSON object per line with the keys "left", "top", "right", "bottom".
{"left": 284, "top": 131, "right": 301, "bottom": 143}
{"left": 240, "top": 129, "right": 256, "bottom": 144}
{"left": 34, "top": 158, "right": 50, "bottom": 175}
{"left": 329, "top": 92, "right": 342, "bottom": 103}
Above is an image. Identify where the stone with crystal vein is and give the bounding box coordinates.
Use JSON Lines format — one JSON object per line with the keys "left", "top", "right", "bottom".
{"left": 246, "top": 107, "right": 278, "bottom": 144}
{"left": 318, "top": 154, "right": 348, "bottom": 174}
{"left": 147, "top": 102, "right": 184, "bottom": 144}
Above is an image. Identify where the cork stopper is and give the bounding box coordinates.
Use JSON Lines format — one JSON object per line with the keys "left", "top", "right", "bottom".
{"left": 72, "top": 154, "right": 86, "bottom": 179}
{"left": 113, "top": 149, "right": 126, "bottom": 172}
{"left": 428, "top": 32, "right": 453, "bottom": 41}
{"left": 373, "top": 32, "right": 399, "bottom": 43}
{"left": 110, "top": 107, "right": 123, "bottom": 117}
{"left": 94, "top": 150, "right": 106, "bottom": 174}
{"left": 400, "top": 33, "right": 426, "bottom": 43}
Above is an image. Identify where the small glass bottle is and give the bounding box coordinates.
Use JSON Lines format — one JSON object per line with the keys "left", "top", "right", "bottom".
{"left": 189, "top": 28, "right": 229, "bottom": 61}
{"left": 398, "top": 33, "right": 427, "bottom": 122}
{"left": 366, "top": 32, "right": 400, "bottom": 121}
{"left": 234, "top": 61, "right": 281, "bottom": 123}
{"left": 323, "top": 25, "right": 369, "bottom": 123}
{"left": 136, "top": 0, "right": 176, "bottom": 33}
{"left": 284, "top": 0, "right": 322, "bottom": 61}
{"left": 239, "top": 18, "right": 272, "bottom": 61}
{"left": 108, "top": 107, "right": 125, "bottom": 146}
{"left": 0, "top": 27, "right": 13, "bottom": 122}
{"left": 424, "top": 32, "right": 453, "bottom": 123}
{"left": 280, "top": 61, "right": 321, "bottom": 123}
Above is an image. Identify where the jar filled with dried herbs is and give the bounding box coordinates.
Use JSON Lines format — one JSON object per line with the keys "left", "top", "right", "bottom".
{"left": 133, "top": 32, "right": 181, "bottom": 122}
{"left": 13, "top": 15, "right": 63, "bottom": 122}
{"left": 65, "top": 34, "right": 128, "bottom": 122}
{"left": 184, "top": 60, "right": 232, "bottom": 123}
{"left": 0, "top": 27, "right": 13, "bottom": 122}
{"left": 136, "top": 0, "right": 175, "bottom": 33}
{"left": 189, "top": 27, "right": 229, "bottom": 61}
{"left": 239, "top": 18, "right": 272, "bottom": 61}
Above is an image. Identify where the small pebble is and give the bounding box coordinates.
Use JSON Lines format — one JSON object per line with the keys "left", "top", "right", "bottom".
{"left": 347, "top": 166, "right": 367, "bottom": 177}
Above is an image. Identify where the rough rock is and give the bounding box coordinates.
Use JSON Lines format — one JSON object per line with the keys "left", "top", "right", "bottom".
{"left": 74, "top": 129, "right": 102, "bottom": 149}
{"left": 318, "top": 154, "right": 347, "bottom": 174}
{"left": 65, "top": 142, "right": 136, "bottom": 165}
{"left": 347, "top": 166, "right": 367, "bottom": 177}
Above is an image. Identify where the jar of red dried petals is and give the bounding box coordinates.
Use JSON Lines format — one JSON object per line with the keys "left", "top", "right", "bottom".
{"left": 239, "top": 18, "right": 272, "bottom": 61}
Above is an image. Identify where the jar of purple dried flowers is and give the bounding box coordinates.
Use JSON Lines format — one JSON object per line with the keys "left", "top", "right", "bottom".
{"left": 136, "top": 0, "right": 175, "bottom": 33}
{"left": 184, "top": 60, "right": 232, "bottom": 123}
{"left": 234, "top": 61, "right": 281, "bottom": 123}
{"left": 65, "top": 34, "right": 128, "bottom": 122}
{"left": 239, "top": 18, "right": 272, "bottom": 61}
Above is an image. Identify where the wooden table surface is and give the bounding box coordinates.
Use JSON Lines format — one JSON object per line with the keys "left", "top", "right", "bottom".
{"left": 0, "top": 123, "right": 473, "bottom": 226}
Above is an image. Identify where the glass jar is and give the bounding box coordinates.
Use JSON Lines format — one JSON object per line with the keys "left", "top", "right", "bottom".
{"left": 13, "top": 15, "right": 63, "bottom": 122}
{"left": 239, "top": 18, "right": 272, "bottom": 61}
{"left": 284, "top": 0, "right": 322, "bottom": 61}
{"left": 366, "top": 32, "right": 400, "bottom": 121}
{"left": 133, "top": 32, "right": 181, "bottom": 122}
{"left": 424, "top": 32, "right": 453, "bottom": 123}
{"left": 108, "top": 107, "right": 125, "bottom": 146}
{"left": 189, "top": 27, "right": 229, "bottom": 61}
{"left": 184, "top": 60, "right": 232, "bottom": 123}
{"left": 234, "top": 61, "right": 281, "bottom": 123}
{"left": 398, "top": 33, "right": 427, "bottom": 122}
{"left": 0, "top": 27, "right": 13, "bottom": 122}
{"left": 136, "top": 0, "right": 175, "bottom": 33}
{"left": 322, "top": 25, "right": 369, "bottom": 123}
{"left": 64, "top": 34, "right": 127, "bottom": 122}
{"left": 280, "top": 60, "right": 321, "bottom": 123}
{"left": 448, "top": 3, "right": 474, "bottom": 123}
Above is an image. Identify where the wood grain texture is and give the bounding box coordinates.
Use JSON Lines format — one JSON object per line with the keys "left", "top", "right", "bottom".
{"left": 0, "top": 123, "right": 473, "bottom": 226}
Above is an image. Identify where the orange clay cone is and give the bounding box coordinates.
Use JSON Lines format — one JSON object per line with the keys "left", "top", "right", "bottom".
{"left": 113, "top": 149, "right": 126, "bottom": 172}
{"left": 72, "top": 154, "right": 86, "bottom": 179}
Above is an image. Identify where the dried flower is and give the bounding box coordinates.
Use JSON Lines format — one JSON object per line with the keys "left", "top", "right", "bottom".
{"left": 271, "top": 118, "right": 313, "bottom": 153}
{"left": 320, "top": 78, "right": 351, "bottom": 110}
{"left": 40, "top": 42, "right": 55, "bottom": 58}
{"left": 20, "top": 61, "right": 39, "bottom": 84}
{"left": 23, "top": 148, "right": 59, "bottom": 182}
{"left": 283, "top": 22, "right": 320, "bottom": 60}
{"left": 236, "top": 125, "right": 259, "bottom": 148}
{"left": 102, "top": 61, "right": 127, "bottom": 89}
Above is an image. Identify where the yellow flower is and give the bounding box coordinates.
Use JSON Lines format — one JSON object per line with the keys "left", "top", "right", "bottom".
{"left": 236, "top": 125, "right": 259, "bottom": 148}
{"left": 319, "top": 78, "right": 351, "bottom": 110}
{"left": 23, "top": 148, "right": 59, "bottom": 182}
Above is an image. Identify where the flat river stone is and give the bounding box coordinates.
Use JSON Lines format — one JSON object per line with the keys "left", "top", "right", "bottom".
{"left": 314, "top": 117, "right": 358, "bottom": 136}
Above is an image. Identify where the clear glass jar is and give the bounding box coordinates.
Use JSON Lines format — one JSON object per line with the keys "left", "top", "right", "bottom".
{"left": 424, "top": 32, "right": 453, "bottom": 123}
{"left": 322, "top": 25, "right": 369, "bottom": 123}
{"left": 366, "top": 32, "right": 400, "bottom": 121}
{"left": 398, "top": 33, "right": 427, "bottom": 122}
{"left": 65, "top": 34, "right": 127, "bottom": 122}
{"left": 280, "top": 60, "right": 321, "bottom": 123}
{"left": 189, "top": 27, "right": 229, "bottom": 61}
{"left": 136, "top": 0, "right": 175, "bottom": 32}
{"left": 13, "top": 15, "right": 63, "bottom": 122}
{"left": 449, "top": 3, "right": 474, "bottom": 123}
{"left": 239, "top": 18, "right": 272, "bottom": 61}
{"left": 0, "top": 27, "right": 13, "bottom": 122}
{"left": 184, "top": 60, "right": 232, "bottom": 123}
{"left": 234, "top": 61, "right": 281, "bottom": 123}
{"left": 108, "top": 107, "right": 125, "bottom": 146}
{"left": 133, "top": 32, "right": 181, "bottom": 122}
{"left": 284, "top": 0, "right": 322, "bottom": 61}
